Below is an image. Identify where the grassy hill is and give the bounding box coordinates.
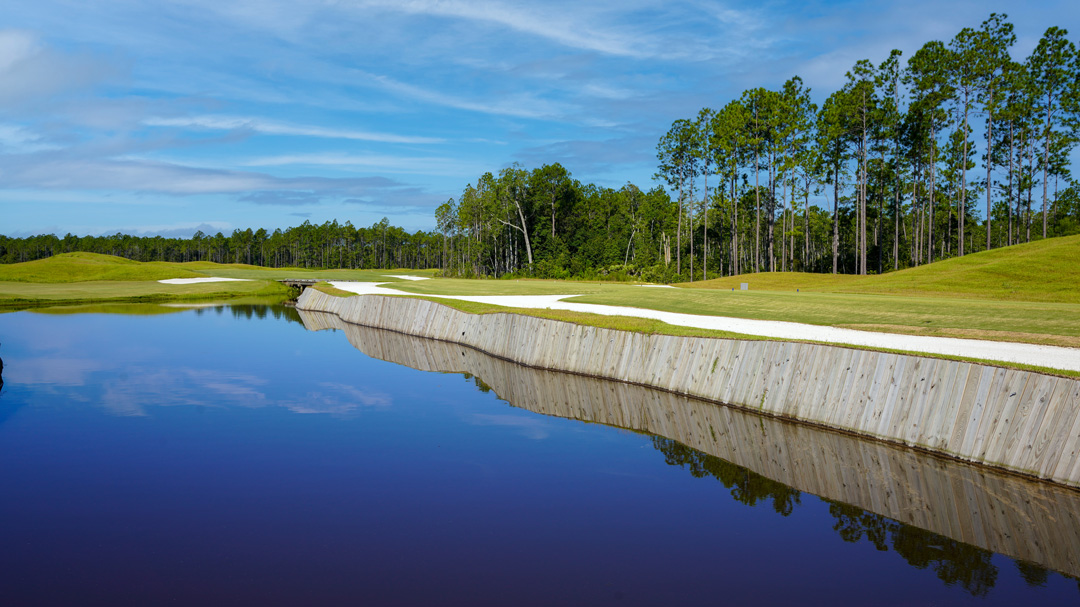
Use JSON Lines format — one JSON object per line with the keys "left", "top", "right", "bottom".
{"left": 688, "top": 234, "right": 1080, "bottom": 303}
{"left": 0, "top": 252, "right": 208, "bottom": 283}
{"left": 0, "top": 252, "right": 440, "bottom": 283}
{"left": 0, "top": 253, "right": 441, "bottom": 310}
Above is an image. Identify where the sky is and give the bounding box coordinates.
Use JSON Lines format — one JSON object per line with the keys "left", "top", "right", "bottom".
{"left": 2, "top": 0, "right": 1078, "bottom": 238}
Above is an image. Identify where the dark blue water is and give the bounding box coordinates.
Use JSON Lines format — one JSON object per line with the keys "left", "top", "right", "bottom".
{"left": 0, "top": 305, "right": 1077, "bottom": 606}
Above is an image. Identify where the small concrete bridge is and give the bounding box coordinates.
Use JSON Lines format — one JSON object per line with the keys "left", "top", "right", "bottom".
{"left": 278, "top": 279, "right": 324, "bottom": 291}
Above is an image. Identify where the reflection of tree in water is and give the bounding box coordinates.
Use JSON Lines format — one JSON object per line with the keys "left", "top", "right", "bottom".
{"left": 1016, "top": 560, "right": 1049, "bottom": 587}
{"left": 650, "top": 436, "right": 1078, "bottom": 597}
{"left": 826, "top": 500, "right": 1000, "bottom": 597}
{"left": 651, "top": 437, "right": 801, "bottom": 516}
{"left": 195, "top": 304, "right": 302, "bottom": 324}
{"left": 463, "top": 373, "right": 492, "bottom": 394}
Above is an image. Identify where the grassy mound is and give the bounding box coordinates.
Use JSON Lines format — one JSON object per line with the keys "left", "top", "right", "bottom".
{"left": 0, "top": 252, "right": 207, "bottom": 283}
{"left": 688, "top": 234, "right": 1080, "bottom": 303}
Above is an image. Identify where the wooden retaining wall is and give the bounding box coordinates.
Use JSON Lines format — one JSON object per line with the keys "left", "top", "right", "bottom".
{"left": 297, "top": 290, "right": 1080, "bottom": 488}
{"left": 297, "top": 309, "right": 1080, "bottom": 579}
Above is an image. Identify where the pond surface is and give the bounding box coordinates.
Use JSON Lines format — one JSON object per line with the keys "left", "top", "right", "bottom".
{"left": 0, "top": 304, "right": 1078, "bottom": 606}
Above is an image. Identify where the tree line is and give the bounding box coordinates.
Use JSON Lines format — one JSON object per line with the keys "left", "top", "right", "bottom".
{"left": 436, "top": 13, "right": 1080, "bottom": 280}
{"left": 0, "top": 219, "right": 446, "bottom": 270}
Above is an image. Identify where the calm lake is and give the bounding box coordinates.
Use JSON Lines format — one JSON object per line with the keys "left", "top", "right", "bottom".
{"left": 1, "top": 303, "right": 1078, "bottom": 606}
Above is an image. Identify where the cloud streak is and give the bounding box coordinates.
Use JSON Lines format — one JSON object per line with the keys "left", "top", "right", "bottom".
{"left": 0, "top": 29, "right": 120, "bottom": 108}
{"left": 243, "top": 152, "right": 486, "bottom": 176}
{"left": 144, "top": 114, "right": 444, "bottom": 144}
{"left": 0, "top": 152, "right": 427, "bottom": 205}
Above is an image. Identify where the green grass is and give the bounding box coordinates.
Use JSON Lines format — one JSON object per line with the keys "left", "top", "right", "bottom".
{"left": 689, "top": 234, "right": 1080, "bottom": 303}
{"left": 380, "top": 235, "right": 1080, "bottom": 348}
{"left": 173, "top": 262, "right": 438, "bottom": 282}
{"left": 391, "top": 277, "right": 611, "bottom": 296}
{"left": 386, "top": 278, "right": 1080, "bottom": 347}
{"left": 310, "top": 282, "right": 750, "bottom": 340}
{"left": 26, "top": 296, "right": 292, "bottom": 317}
{"left": 0, "top": 252, "right": 209, "bottom": 283}
{"left": 0, "top": 253, "right": 442, "bottom": 310}
{"left": 7, "top": 237, "right": 1079, "bottom": 349}
{"left": 572, "top": 289, "right": 1080, "bottom": 348}
{"left": 0, "top": 278, "right": 291, "bottom": 310}
{"left": 307, "top": 284, "right": 1080, "bottom": 379}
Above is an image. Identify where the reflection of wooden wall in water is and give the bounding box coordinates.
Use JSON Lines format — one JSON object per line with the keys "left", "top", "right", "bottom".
{"left": 297, "top": 291, "right": 1080, "bottom": 490}
{"left": 299, "top": 307, "right": 1080, "bottom": 579}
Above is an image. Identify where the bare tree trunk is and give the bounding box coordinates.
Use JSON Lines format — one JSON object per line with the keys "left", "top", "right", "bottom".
{"left": 732, "top": 170, "right": 740, "bottom": 275}
{"left": 1008, "top": 121, "right": 1014, "bottom": 246}
{"left": 832, "top": 166, "right": 839, "bottom": 274}
{"left": 860, "top": 96, "right": 868, "bottom": 275}
{"left": 803, "top": 176, "right": 810, "bottom": 272}
{"left": 928, "top": 127, "right": 936, "bottom": 264}
{"left": 677, "top": 180, "right": 683, "bottom": 275}
{"left": 689, "top": 172, "right": 695, "bottom": 282}
{"left": 986, "top": 97, "right": 994, "bottom": 251}
{"left": 754, "top": 146, "right": 760, "bottom": 273}
{"left": 1027, "top": 140, "right": 1034, "bottom": 243}
{"left": 780, "top": 176, "right": 786, "bottom": 272}
{"left": 703, "top": 168, "right": 708, "bottom": 281}
{"left": 959, "top": 99, "right": 968, "bottom": 256}
{"left": 914, "top": 163, "right": 921, "bottom": 266}
{"left": 768, "top": 152, "right": 776, "bottom": 272}
{"left": 894, "top": 154, "right": 900, "bottom": 270}
{"left": 1043, "top": 95, "right": 1052, "bottom": 239}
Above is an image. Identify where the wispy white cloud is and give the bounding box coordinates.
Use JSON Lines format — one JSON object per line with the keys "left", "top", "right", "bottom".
{"left": 243, "top": 152, "right": 485, "bottom": 176}
{"left": 469, "top": 412, "right": 551, "bottom": 439}
{"left": 0, "top": 29, "right": 120, "bottom": 108}
{"left": 357, "top": 70, "right": 567, "bottom": 119}
{"left": 0, "top": 153, "right": 421, "bottom": 203}
{"left": 144, "top": 115, "right": 444, "bottom": 144}
{"left": 8, "top": 357, "right": 104, "bottom": 386}
{"left": 357, "top": 0, "right": 648, "bottom": 58}
{"left": 0, "top": 123, "right": 58, "bottom": 152}
{"left": 286, "top": 381, "right": 392, "bottom": 414}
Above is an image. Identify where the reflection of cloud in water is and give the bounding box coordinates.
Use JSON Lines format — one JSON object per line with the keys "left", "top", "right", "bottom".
{"left": 469, "top": 413, "right": 550, "bottom": 440}
{"left": 285, "top": 382, "right": 392, "bottom": 415}
{"left": 99, "top": 368, "right": 268, "bottom": 417}
{"left": 12, "top": 354, "right": 391, "bottom": 418}
{"left": 187, "top": 369, "right": 268, "bottom": 402}
{"left": 9, "top": 357, "right": 104, "bottom": 386}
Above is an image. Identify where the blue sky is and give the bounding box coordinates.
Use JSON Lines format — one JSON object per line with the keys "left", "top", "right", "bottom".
{"left": 2, "top": 0, "right": 1077, "bottom": 237}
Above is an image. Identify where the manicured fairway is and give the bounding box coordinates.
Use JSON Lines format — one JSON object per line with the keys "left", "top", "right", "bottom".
{"left": 386, "top": 280, "right": 1080, "bottom": 348}
{"left": 384, "top": 236, "right": 1080, "bottom": 348}
{"left": 0, "top": 279, "right": 290, "bottom": 308}
{"left": 0, "top": 253, "right": 437, "bottom": 308}
{"left": 4, "top": 236, "right": 1079, "bottom": 349}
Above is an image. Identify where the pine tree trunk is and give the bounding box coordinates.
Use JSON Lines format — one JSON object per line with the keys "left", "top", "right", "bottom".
{"left": 986, "top": 99, "right": 994, "bottom": 251}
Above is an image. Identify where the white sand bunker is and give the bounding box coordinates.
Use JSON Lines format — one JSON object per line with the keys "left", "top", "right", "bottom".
{"left": 382, "top": 275, "right": 429, "bottom": 281}
{"left": 326, "top": 280, "right": 1080, "bottom": 373}
{"left": 639, "top": 284, "right": 676, "bottom": 288}
{"left": 158, "top": 277, "right": 252, "bottom": 284}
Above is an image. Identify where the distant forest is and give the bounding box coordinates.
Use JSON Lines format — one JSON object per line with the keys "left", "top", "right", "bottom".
{"left": 3, "top": 14, "right": 1078, "bottom": 281}
{"left": 0, "top": 220, "right": 442, "bottom": 270}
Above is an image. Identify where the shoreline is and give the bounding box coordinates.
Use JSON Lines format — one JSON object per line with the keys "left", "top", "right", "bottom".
{"left": 298, "top": 309, "right": 1080, "bottom": 578}
{"left": 327, "top": 280, "right": 1080, "bottom": 374}
{"left": 297, "top": 288, "right": 1080, "bottom": 489}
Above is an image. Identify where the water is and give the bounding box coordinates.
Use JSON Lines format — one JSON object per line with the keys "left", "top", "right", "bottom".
{"left": 0, "top": 304, "right": 1077, "bottom": 606}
